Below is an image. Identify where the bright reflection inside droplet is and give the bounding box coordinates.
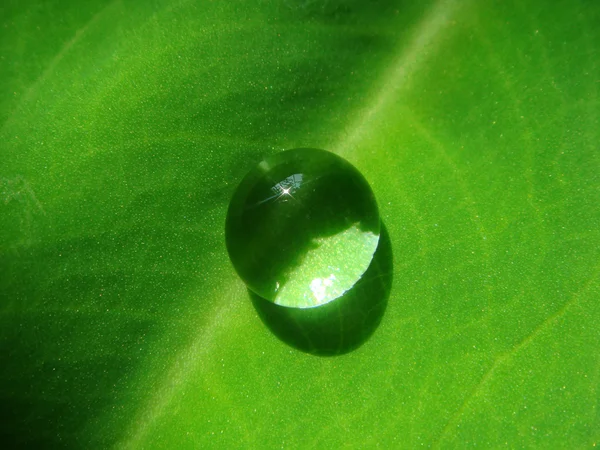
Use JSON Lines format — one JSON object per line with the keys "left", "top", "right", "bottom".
{"left": 225, "top": 148, "right": 380, "bottom": 308}
{"left": 310, "top": 274, "right": 337, "bottom": 303}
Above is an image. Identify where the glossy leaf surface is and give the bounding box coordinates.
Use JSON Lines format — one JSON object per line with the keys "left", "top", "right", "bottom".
{"left": 1, "top": 0, "right": 599, "bottom": 448}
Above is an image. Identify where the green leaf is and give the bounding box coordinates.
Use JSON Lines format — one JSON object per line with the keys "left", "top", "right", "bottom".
{"left": 1, "top": 0, "right": 599, "bottom": 448}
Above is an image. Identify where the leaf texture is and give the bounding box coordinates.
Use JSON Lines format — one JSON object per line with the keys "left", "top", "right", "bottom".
{"left": 1, "top": 0, "right": 599, "bottom": 448}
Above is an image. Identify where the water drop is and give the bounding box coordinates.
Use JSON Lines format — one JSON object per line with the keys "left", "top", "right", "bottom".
{"left": 226, "top": 148, "right": 380, "bottom": 308}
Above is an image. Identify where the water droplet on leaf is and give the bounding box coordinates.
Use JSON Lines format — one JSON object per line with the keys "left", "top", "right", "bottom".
{"left": 226, "top": 148, "right": 380, "bottom": 308}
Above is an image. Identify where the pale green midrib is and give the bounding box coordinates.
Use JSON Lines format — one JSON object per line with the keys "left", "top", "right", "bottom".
{"left": 1, "top": 0, "right": 596, "bottom": 450}
{"left": 119, "top": 273, "right": 244, "bottom": 450}
{"left": 120, "top": 1, "right": 467, "bottom": 447}
{"left": 332, "top": 0, "right": 465, "bottom": 161}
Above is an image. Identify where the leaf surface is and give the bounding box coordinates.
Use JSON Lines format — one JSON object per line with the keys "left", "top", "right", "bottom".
{"left": 1, "top": 0, "right": 599, "bottom": 448}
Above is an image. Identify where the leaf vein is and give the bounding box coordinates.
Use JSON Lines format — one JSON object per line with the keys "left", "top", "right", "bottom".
{"left": 432, "top": 263, "right": 600, "bottom": 447}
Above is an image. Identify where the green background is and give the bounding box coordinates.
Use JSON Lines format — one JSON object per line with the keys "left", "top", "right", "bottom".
{"left": 1, "top": 0, "right": 599, "bottom": 448}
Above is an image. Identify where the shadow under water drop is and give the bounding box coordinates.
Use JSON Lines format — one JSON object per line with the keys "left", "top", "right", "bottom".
{"left": 250, "top": 222, "right": 393, "bottom": 356}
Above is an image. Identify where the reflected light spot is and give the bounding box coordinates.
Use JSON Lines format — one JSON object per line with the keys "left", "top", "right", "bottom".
{"left": 310, "top": 274, "right": 337, "bottom": 303}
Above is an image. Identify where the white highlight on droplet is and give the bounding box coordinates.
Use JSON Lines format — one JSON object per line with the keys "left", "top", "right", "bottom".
{"left": 310, "top": 274, "right": 337, "bottom": 303}
{"left": 274, "top": 224, "right": 379, "bottom": 308}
